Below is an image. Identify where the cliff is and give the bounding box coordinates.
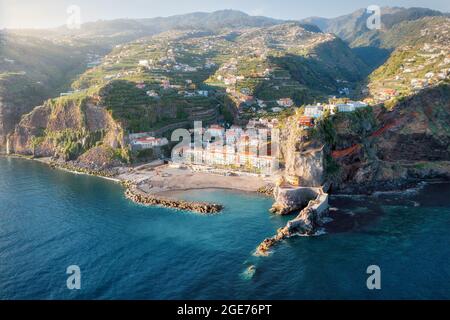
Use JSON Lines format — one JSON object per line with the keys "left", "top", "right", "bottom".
{"left": 330, "top": 84, "right": 450, "bottom": 193}
{"left": 278, "top": 84, "right": 450, "bottom": 194}
{"left": 0, "top": 31, "right": 107, "bottom": 149}
{"left": 8, "top": 93, "right": 128, "bottom": 169}
{"left": 279, "top": 115, "right": 325, "bottom": 187}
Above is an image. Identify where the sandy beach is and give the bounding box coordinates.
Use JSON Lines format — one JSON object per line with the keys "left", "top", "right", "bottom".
{"left": 117, "top": 164, "right": 275, "bottom": 198}
{"left": 3, "top": 155, "right": 275, "bottom": 203}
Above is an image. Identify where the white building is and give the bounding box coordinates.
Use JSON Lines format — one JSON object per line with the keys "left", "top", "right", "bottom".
{"left": 304, "top": 105, "right": 324, "bottom": 118}
{"left": 197, "top": 90, "right": 209, "bottom": 97}
{"left": 272, "top": 107, "right": 283, "bottom": 113}
{"left": 139, "top": 60, "right": 149, "bottom": 67}
{"left": 146, "top": 90, "right": 159, "bottom": 97}
{"left": 336, "top": 103, "right": 354, "bottom": 112}
{"left": 276, "top": 98, "right": 294, "bottom": 108}
{"left": 132, "top": 137, "right": 169, "bottom": 150}
{"left": 336, "top": 101, "right": 368, "bottom": 113}
{"left": 206, "top": 125, "right": 225, "bottom": 141}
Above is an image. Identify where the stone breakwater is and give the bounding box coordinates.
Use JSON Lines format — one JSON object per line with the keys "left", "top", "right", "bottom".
{"left": 256, "top": 186, "right": 329, "bottom": 256}
{"left": 125, "top": 186, "right": 223, "bottom": 214}
{"left": 257, "top": 184, "right": 275, "bottom": 197}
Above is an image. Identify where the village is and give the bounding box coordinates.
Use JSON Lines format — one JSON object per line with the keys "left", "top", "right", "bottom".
{"left": 70, "top": 26, "right": 355, "bottom": 125}
{"left": 127, "top": 97, "right": 369, "bottom": 175}
{"left": 174, "top": 122, "right": 279, "bottom": 174}
{"left": 367, "top": 19, "right": 450, "bottom": 103}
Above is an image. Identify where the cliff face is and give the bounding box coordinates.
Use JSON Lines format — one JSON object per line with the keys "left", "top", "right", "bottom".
{"left": 0, "top": 30, "right": 107, "bottom": 148}
{"left": 279, "top": 116, "right": 325, "bottom": 187}
{"left": 331, "top": 84, "right": 450, "bottom": 193}
{"left": 278, "top": 84, "right": 450, "bottom": 194}
{"left": 8, "top": 94, "right": 127, "bottom": 169}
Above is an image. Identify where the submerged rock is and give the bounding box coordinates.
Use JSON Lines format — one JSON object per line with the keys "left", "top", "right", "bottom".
{"left": 241, "top": 265, "right": 256, "bottom": 280}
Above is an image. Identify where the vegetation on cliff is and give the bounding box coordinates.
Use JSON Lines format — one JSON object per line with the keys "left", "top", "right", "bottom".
{"left": 9, "top": 92, "right": 129, "bottom": 166}
{"left": 0, "top": 31, "right": 108, "bottom": 145}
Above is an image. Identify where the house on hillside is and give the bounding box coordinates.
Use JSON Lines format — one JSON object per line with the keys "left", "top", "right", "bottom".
{"left": 304, "top": 105, "right": 324, "bottom": 118}
{"left": 146, "top": 90, "right": 159, "bottom": 98}
{"left": 161, "top": 80, "right": 171, "bottom": 90}
{"left": 139, "top": 60, "right": 149, "bottom": 67}
{"left": 336, "top": 103, "right": 354, "bottom": 112}
{"left": 131, "top": 137, "right": 169, "bottom": 151}
{"left": 298, "top": 116, "right": 315, "bottom": 128}
{"left": 277, "top": 98, "right": 294, "bottom": 108}
{"left": 207, "top": 125, "right": 225, "bottom": 139}
{"left": 271, "top": 107, "right": 283, "bottom": 113}
{"left": 197, "top": 90, "right": 209, "bottom": 97}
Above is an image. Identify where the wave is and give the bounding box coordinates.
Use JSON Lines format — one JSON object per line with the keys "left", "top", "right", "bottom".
{"left": 372, "top": 181, "right": 427, "bottom": 197}
{"left": 240, "top": 265, "right": 256, "bottom": 280}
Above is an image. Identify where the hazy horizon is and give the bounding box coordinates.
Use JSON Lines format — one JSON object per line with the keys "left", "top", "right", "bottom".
{"left": 0, "top": 0, "right": 449, "bottom": 30}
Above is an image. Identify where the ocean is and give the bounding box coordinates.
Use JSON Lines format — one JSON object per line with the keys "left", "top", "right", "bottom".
{"left": 0, "top": 157, "right": 449, "bottom": 299}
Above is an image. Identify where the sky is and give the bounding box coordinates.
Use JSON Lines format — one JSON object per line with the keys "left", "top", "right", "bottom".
{"left": 0, "top": 0, "right": 449, "bottom": 29}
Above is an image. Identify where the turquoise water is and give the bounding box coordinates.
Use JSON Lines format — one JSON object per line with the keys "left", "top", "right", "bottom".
{"left": 0, "top": 157, "right": 449, "bottom": 299}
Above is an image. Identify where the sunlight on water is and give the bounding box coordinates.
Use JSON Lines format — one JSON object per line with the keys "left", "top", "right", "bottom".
{"left": 1, "top": 157, "right": 450, "bottom": 299}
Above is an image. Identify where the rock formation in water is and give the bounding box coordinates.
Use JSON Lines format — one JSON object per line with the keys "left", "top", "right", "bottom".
{"left": 270, "top": 185, "right": 321, "bottom": 215}
{"left": 258, "top": 186, "right": 329, "bottom": 255}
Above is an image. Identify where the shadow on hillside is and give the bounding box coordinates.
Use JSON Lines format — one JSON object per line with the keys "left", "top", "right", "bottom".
{"left": 351, "top": 46, "right": 392, "bottom": 71}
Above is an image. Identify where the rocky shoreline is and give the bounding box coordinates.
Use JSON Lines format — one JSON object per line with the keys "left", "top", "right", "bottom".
{"left": 334, "top": 177, "right": 450, "bottom": 195}
{"left": 48, "top": 160, "right": 120, "bottom": 181}
{"left": 125, "top": 186, "right": 223, "bottom": 214}
{"left": 256, "top": 226, "right": 291, "bottom": 256}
